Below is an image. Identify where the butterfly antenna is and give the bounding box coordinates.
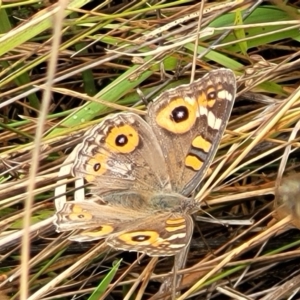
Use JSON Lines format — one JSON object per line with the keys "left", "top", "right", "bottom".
{"left": 136, "top": 87, "right": 150, "bottom": 106}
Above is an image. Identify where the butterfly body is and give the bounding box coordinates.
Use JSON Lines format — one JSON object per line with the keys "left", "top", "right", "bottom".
{"left": 54, "top": 69, "right": 236, "bottom": 256}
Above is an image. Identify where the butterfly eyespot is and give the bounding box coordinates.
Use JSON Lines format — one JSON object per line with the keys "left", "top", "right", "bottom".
{"left": 156, "top": 98, "right": 197, "bottom": 134}
{"left": 85, "top": 154, "right": 107, "bottom": 180}
{"left": 106, "top": 125, "right": 139, "bottom": 153}
{"left": 69, "top": 209, "right": 93, "bottom": 221}
{"left": 207, "top": 91, "right": 216, "bottom": 100}
{"left": 132, "top": 235, "right": 151, "bottom": 242}
{"left": 117, "top": 231, "right": 159, "bottom": 245}
{"left": 171, "top": 106, "right": 189, "bottom": 123}
{"left": 115, "top": 134, "right": 128, "bottom": 146}
{"left": 93, "top": 162, "right": 101, "bottom": 171}
{"left": 198, "top": 86, "right": 217, "bottom": 107}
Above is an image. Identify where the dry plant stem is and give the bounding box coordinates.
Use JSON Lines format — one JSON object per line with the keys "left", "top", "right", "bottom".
{"left": 0, "top": 0, "right": 250, "bottom": 110}
{"left": 196, "top": 143, "right": 240, "bottom": 202}
{"left": 113, "top": 258, "right": 158, "bottom": 300}
{"left": 197, "top": 111, "right": 298, "bottom": 202}
{"left": 158, "top": 244, "right": 191, "bottom": 298}
{"left": 190, "top": 1, "right": 205, "bottom": 82}
{"left": 212, "top": 140, "right": 300, "bottom": 198}
{"left": 178, "top": 215, "right": 293, "bottom": 299}
{"left": 181, "top": 0, "right": 262, "bottom": 75}
{"left": 234, "top": 263, "right": 290, "bottom": 293}
{"left": 134, "top": 258, "right": 159, "bottom": 300}
{"left": 121, "top": 5, "right": 280, "bottom": 59}
{"left": 217, "top": 286, "right": 253, "bottom": 300}
{"left": 234, "top": 239, "right": 268, "bottom": 288}
{"left": 108, "top": 28, "right": 213, "bottom": 57}
{"left": 226, "top": 250, "right": 300, "bottom": 267}
{"left": 206, "top": 188, "right": 275, "bottom": 206}
{"left": 0, "top": 4, "right": 194, "bottom": 110}
{"left": 0, "top": 203, "right": 50, "bottom": 229}
{"left": 0, "top": 177, "right": 75, "bottom": 209}
{"left": 19, "top": 2, "right": 67, "bottom": 299}
{"left": 0, "top": 176, "right": 48, "bottom": 202}
{"left": 213, "top": 24, "right": 300, "bottom": 50}
{"left": 0, "top": 218, "right": 55, "bottom": 261}
{"left": 191, "top": 207, "right": 275, "bottom": 273}
{"left": 5, "top": 236, "right": 72, "bottom": 299}
{"left": 260, "top": 273, "right": 300, "bottom": 300}
{"left": 179, "top": 209, "right": 279, "bottom": 291}
{"left": 49, "top": 87, "right": 145, "bottom": 115}
{"left": 121, "top": 18, "right": 300, "bottom": 58}
{"left": 73, "top": 1, "right": 150, "bottom": 56}
{"left": 239, "top": 53, "right": 300, "bottom": 96}
{"left": 0, "top": 3, "right": 60, "bottom": 58}
{"left": 275, "top": 119, "right": 300, "bottom": 189}
{"left": 27, "top": 242, "right": 108, "bottom": 300}
{"left": 0, "top": 128, "right": 82, "bottom": 160}
{"left": 219, "top": 86, "right": 300, "bottom": 186}
{"left": 139, "top": 0, "right": 242, "bottom": 42}
{"left": 101, "top": 253, "right": 147, "bottom": 299}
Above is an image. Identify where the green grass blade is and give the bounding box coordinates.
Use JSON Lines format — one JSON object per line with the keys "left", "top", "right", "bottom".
{"left": 88, "top": 259, "right": 122, "bottom": 300}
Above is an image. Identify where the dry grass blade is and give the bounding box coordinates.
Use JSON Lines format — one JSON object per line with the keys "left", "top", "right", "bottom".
{"left": 1, "top": 1, "right": 300, "bottom": 299}
{"left": 260, "top": 273, "right": 300, "bottom": 300}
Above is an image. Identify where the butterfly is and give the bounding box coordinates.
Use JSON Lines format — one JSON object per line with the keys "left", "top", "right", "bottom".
{"left": 54, "top": 69, "right": 236, "bottom": 257}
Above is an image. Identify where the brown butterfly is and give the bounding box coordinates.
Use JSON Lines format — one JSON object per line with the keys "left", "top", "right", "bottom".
{"left": 54, "top": 69, "right": 236, "bottom": 256}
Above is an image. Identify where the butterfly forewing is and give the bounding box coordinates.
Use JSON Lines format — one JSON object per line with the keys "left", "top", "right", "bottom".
{"left": 147, "top": 69, "right": 236, "bottom": 196}
{"left": 72, "top": 113, "right": 172, "bottom": 198}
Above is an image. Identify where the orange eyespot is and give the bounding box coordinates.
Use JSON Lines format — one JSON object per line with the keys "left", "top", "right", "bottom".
{"left": 156, "top": 98, "right": 197, "bottom": 134}
{"left": 197, "top": 90, "right": 216, "bottom": 108}
{"left": 118, "top": 231, "right": 159, "bottom": 245}
{"left": 69, "top": 205, "right": 93, "bottom": 221}
{"left": 85, "top": 153, "right": 108, "bottom": 182}
{"left": 105, "top": 125, "right": 139, "bottom": 153}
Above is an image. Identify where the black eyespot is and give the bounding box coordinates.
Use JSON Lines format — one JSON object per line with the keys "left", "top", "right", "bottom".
{"left": 78, "top": 214, "right": 85, "bottom": 219}
{"left": 115, "top": 134, "right": 128, "bottom": 146}
{"left": 207, "top": 91, "right": 216, "bottom": 100}
{"left": 171, "top": 106, "right": 189, "bottom": 123}
{"left": 132, "top": 235, "right": 151, "bottom": 242}
{"left": 94, "top": 163, "right": 101, "bottom": 171}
